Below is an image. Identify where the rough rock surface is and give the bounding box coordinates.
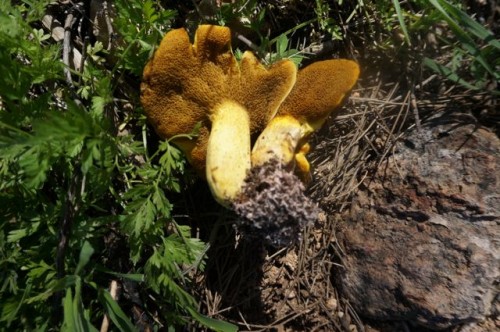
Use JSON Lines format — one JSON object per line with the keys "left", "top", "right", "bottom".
{"left": 336, "top": 114, "right": 499, "bottom": 330}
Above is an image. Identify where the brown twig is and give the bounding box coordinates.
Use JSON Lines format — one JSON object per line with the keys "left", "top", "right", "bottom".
{"left": 53, "top": 168, "right": 81, "bottom": 321}
{"left": 63, "top": 9, "right": 78, "bottom": 87}
{"left": 55, "top": 177, "right": 77, "bottom": 279}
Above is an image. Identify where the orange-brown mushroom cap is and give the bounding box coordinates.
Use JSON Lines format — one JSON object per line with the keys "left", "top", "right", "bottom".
{"left": 140, "top": 25, "right": 297, "bottom": 175}
{"left": 252, "top": 59, "right": 360, "bottom": 175}
{"left": 237, "top": 51, "right": 297, "bottom": 132}
{"left": 278, "top": 59, "right": 360, "bottom": 129}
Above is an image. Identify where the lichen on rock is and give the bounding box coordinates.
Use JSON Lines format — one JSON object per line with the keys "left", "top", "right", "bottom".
{"left": 335, "top": 114, "right": 500, "bottom": 330}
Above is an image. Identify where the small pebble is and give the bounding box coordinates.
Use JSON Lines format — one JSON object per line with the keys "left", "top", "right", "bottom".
{"left": 326, "top": 297, "right": 338, "bottom": 311}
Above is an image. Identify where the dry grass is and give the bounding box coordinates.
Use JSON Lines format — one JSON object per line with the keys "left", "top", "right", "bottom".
{"left": 310, "top": 80, "right": 413, "bottom": 213}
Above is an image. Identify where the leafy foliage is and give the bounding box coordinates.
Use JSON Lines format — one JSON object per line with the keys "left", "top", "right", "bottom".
{"left": 0, "top": 1, "right": 234, "bottom": 331}
{"left": 372, "top": 0, "right": 499, "bottom": 92}
{"left": 113, "top": 0, "right": 177, "bottom": 75}
{"left": 423, "top": 0, "right": 499, "bottom": 92}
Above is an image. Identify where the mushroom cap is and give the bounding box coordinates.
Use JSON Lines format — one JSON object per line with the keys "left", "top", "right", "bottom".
{"left": 140, "top": 25, "right": 297, "bottom": 173}
{"left": 278, "top": 59, "right": 360, "bottom": 129}
{"left": 251, "top": 59, "right": 359, "bottom": 180}
{"left": 237, "top": 51, "right": 296, "bottom": 132}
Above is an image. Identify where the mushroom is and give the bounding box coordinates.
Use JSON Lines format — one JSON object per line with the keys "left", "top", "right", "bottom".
{"left": 140, "top": 25, "right": 297, "bottom": 206}
{"left": 235, "top": 59, "right": 359, "bottom": 246}
{"left": 251, "top": 59, "right": 360, "bottom": 178}
{"left": 142, "top": 25, "right": 360, "bottom": 245}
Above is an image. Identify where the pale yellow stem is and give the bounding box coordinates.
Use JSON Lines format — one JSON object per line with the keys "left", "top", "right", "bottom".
{"left": 251, "top": 115, "right": 313, "bottom": 169}
{"left": 206, "top": 100, "right": 251, "bottom": 206}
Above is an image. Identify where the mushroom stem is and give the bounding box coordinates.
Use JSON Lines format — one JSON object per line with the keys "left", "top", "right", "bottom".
{"left": 206, "top": 100, "right": 251, "bottom": 206}
{"left": 251, "top": 115, "right": 313, "bottom": 170}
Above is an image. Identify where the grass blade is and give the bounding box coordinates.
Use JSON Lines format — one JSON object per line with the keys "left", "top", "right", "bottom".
{"left": 423, "top": 57, "right": 482, "bottom": 90}
{"left": 100, "top": 290, "right": 136, "bottom": 332}
{"left": 75, "top": 241, "right": 95, "bottom": 276}
{"left": 392, "top": 0, "right": 411, "bottom": 45}
{"left": 428, "top": 0, "right": 497, "bottom": 77}
{"left": 62, "top": 289, "right": 76, "bottom": 332}
{"left": 187, "top": 306, "right": 238, "bottom": 332}
{"left": 438, "top": 0, "right": 500, "bottom": 50}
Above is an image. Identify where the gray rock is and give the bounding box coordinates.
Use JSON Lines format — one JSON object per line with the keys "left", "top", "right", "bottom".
{"left": 335, "top": 114, "right": 499, "bottom": 330}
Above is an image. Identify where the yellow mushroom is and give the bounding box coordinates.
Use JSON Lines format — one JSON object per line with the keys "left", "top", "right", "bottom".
{"left": 252, "top": 59, "right": 360, "bottom": 177}
{"left": 140, "top": 25, "right": 296, "bottom": 206}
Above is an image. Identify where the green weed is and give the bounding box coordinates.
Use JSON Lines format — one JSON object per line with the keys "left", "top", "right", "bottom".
{"left": 0, "top": 1, "right": 236, "bottom": 331}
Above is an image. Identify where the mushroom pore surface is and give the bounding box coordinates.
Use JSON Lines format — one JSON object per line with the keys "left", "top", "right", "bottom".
{"left": 140, "top": 25, "right": 297, "bottom": 176}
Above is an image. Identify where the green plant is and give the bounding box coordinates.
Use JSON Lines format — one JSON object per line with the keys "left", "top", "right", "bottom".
{"left": 423, "top": 0, "right": 499, "bottom": 93}
{"left": 213, "top": 0, "right": 309, "bottom": 66}
{"left": 0, "top": 1, "right": 236, "bottom": 331}
{"left": 315, "top": 0, "right": 344, "bottom": 40}
{"left": 388, "top": 0, "right": 499, "bottom": 93}
{"left": 262, "top": 32, "right": 308, "bottom": 66}
{"left": 214, "top": 0, "right": 260, "bottom": 27}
